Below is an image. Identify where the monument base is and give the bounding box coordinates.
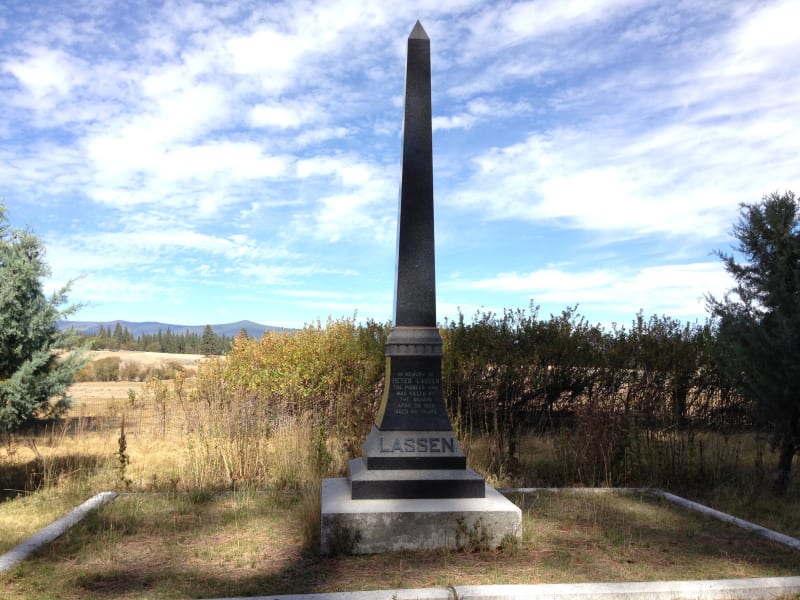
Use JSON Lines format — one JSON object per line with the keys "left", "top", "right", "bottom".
{"left": 320, "top": 477, "right": 522, "bottom": 555}
{"left": 349, "top": 457, "right": 484, "bottom": 499}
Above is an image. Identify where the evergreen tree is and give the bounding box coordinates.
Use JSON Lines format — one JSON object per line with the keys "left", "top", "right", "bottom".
{"left": 0, "top": 204, "right": 88, "bottom": 432}
{"left": 708, "top": 191, "right": 800, "bottom": 494}
{"left": 202, "top": 324, "right": 218, "bottom": 356}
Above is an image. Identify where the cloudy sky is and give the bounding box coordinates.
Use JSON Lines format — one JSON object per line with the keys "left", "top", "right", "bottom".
{"left": 1, "top": 0, "right": 797, "bottom": 329}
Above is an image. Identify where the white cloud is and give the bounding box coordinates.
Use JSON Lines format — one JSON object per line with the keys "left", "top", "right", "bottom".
{"left": 3, "top": 46, "right": 87, "bottom": 103}
{"left": 451, "top": 262, "right": 733, "bottom": 322}
{"left": 226, "top": 29, "right": 307, "bottom": 77}
{"left": 469, "top": 268, "right": 616, "bottom": 293}
{"left": 96, "top": 82, "right": 230, "bottom": 150}
{"left": 0, "top": 143, "right": 88, "bottom": 194}
{"left": 159, "top": 142, "right": 291, "bottom": 182}
{"left": 306, "top": 186, "right": 393, "bottom": 243}
{"left": 433, "top": 113, "right": 477, "bottom": 131}
{"left": 295, "top": 155, "right": 379, "bottom": 187}
{"left": 67, "top": 275, "right": 177, "bottom": 306}
{"left": 249, "top": 101, "right": 322, "bottom": 129}
{"left": 239, "top": 263, "right": 350, "bottom": 285}
{"left": 275, "top": 289, "right": 356, "bottom": 300}
{"left": 505, "top": 0, "right": 641, "bottom": 41}
{"left": 46, "top": 227, "right": 292, "bottom": 284}
{"left": 726, "top": 0, "right": 800, "bottom": 75}
{"left": 294, "top": 126, "right": 350, "bottom": 147}
{"left": 287, "top": 153, "right": 397, "bottom": 243}
{"left": 450, "top": 87, "right": 797, "bottom": 237}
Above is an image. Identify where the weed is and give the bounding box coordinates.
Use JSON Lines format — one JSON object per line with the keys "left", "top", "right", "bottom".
{"left": 454, "top": 517, "right": 490, "bottom": 552}
{"left": 144, "top": 375, "right": 170, "bottom": 435}
{"left": 312, "top": 418, "right": 333, "bottom": 477}
{"left": 116, "top": 417, "right": 131, "bottom": 490}
{"left": 498, "top": 532, "right": 521, "bottom": 555}
{"left": 186, "top": 488, "right": 214, "bottom": 505}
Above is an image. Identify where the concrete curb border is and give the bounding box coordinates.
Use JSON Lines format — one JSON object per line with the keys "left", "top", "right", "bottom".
{"left": 652, "top": 489, "right": 800, "bottom": 552}
{"left": 500, "top": 487, "right": 800, "bottom": 552}
{"left": 0, "top": 491, "right": 117, "bottom": 573}
{"left": 208, "top": 577, "right": 800, "bottom": 600}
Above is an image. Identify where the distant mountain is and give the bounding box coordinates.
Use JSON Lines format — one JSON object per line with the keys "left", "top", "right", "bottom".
{"left": 58, "top": 319, "right": 286, "bottom": 339}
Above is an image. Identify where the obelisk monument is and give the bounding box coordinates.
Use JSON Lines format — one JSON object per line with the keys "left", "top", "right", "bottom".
{"left": 320, "top": 22, "right": 521, "bottom": 552}
{"left": 349, "top": 21, "right": 483, "bottom": 498}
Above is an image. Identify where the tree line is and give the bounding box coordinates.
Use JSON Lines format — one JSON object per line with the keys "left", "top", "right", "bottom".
{"left": 84, "top": 322, "right": 235, "bottom": 355}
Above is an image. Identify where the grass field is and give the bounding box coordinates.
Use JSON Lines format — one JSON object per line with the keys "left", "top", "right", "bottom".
{"left": 84, "top": 350, "right": 206, "bottom": 370}
{"left": 1, "top": 351, "right": 798, "bottom": 598}
{"left": 2, "top": 490, "right": 798, "bottom": 599}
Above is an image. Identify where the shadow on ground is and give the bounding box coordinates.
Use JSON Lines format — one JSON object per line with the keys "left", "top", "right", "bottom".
{"left": 0, "top": 454, "right": 104, "bottom": 501}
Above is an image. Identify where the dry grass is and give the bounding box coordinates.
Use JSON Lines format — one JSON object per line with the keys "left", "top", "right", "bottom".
{"left": 85, "top": 350, "right": 205, "bottom": 371}
{"left": 1, "top": 351, "right": 342, "bottom": 553}
{"left": 1, "top": 350, "right": 798, "bottom": 597}
{"left": 1, "top": 353, "right": 193, "bottom": 552}
{"left": 1, "top": 490, "right": 798, "bottom": 599}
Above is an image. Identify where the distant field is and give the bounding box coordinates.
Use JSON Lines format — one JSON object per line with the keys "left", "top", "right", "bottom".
{"left": 85, "top": 349, "right": 206, "bottom": 370}
{"left": 65, "top": 351, "right": 207, "bottom": 421}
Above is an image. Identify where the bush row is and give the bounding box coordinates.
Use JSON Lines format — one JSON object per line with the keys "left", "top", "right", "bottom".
{"left": 75, "top": 356, "right": 187, "bottom": 382}
{"left": 177, "top": 309, "right": 760, "bottom": 490}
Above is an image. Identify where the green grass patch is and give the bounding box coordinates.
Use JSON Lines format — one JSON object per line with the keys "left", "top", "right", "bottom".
{"left": 2, "top": 490, "right": 797, "bottom": 599}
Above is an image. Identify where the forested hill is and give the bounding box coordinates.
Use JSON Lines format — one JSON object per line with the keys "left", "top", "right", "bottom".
{"left": 58, "top": 319, "right": 280, "bottom": 339}
{"left": 57, "top": 319, "right": 291, "bottom": 354}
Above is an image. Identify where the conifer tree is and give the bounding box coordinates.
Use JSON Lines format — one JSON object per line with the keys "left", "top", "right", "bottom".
{"left": 202, "top": 324, "right": 218, "bottom": 356}
{"left": 0, "top": 204, "right": 88, "bottom": 432}
{"left": 708, "top": 191, "right": 800, "bottom": 494}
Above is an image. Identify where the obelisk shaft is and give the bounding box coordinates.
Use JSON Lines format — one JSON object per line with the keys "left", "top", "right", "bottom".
{"left": 394, "top": 21, "right": 435, "bottom": 327}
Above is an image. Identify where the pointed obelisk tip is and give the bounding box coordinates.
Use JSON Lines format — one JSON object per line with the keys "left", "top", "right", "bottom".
{"left": 409, "top": 20, "right": 429, "bottom": 40}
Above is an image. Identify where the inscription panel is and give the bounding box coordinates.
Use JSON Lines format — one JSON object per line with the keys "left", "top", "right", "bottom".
{"left": 390, "top": 369, "right": 440, "bottom": 417}
{"left": 375, "top": 356, "right": 451, "bottom": 430}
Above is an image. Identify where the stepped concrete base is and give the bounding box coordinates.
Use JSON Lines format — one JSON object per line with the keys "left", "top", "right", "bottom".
{"left": 320, "top": 477, "right": 521, "bottom": 555}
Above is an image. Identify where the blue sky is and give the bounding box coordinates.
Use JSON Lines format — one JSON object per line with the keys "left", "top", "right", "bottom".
{"left": 1, "top": 1, "right": 797, "bottom": 329}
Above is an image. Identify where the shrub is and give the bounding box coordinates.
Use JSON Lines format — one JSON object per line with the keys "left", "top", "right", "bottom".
{"left": 92, "top": 357, "right": 121, "bottom": 382}
{"left": 119, "top": 362, "right": 143, "bottom": 381}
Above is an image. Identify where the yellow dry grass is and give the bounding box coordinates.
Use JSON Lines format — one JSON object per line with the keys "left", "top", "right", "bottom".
{"left": 1, "top": 353, "right": 202, "bottom": 551}
{"left": 84, "top": 350, "right": 206, "bottom": 370}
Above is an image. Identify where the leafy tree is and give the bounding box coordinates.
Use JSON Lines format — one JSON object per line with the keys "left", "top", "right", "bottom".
{"left": 708, "top": 191, "right": 800, "bottom": 495}
{"left": 0, "top": 204, "right": 88, "bottom": 432}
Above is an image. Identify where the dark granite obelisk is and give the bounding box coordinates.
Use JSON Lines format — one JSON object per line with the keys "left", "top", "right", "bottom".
{"left": 321, "top": 23, "right": 521, "bottom": 554}
{"left": 349, "top": 21, "right": 484, "bottom": 499}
